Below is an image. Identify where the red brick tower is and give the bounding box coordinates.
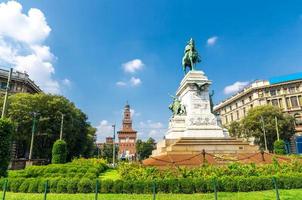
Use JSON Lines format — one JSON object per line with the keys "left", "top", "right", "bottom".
{"left": 117, "top": 103, "right": 137, "bottom": 160}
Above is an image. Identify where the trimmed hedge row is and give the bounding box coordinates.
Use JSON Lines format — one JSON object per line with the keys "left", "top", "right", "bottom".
{"left": 1, "top": 175, "right": 302, "bottom": 194}
{"left": 8, "top": 161, "right": 107, "bottom": 179}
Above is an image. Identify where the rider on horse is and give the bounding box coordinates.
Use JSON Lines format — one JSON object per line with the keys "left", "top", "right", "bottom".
{"left": 182, "top": 38, "right": 201, "bottom": 74}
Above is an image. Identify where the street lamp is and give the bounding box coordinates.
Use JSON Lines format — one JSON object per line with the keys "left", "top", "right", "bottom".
{"left": 1, "top": 68, "right": 13, "bottom": 118}
{"left": 58, "top": 112, "right": 65, "bottom": 140}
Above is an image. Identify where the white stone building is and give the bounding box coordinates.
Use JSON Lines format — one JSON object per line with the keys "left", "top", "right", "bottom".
{"left": 213, "top": 72, "right": 302, "bottom": 153}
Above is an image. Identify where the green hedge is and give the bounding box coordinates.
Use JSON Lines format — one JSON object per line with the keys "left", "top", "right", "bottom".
{"left": 52, "top": 140, "right": 67, "bottom": 164}
{"left": 8, "top": 159, "right": 108, "bottom": 179}
{"left": 1, "top": 175, "right": 302, "bottom": 194}
{"left": 274, "top": 140, "right": 286, "bottom": 155}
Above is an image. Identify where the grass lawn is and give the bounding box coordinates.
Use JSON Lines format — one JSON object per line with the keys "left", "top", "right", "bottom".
{"left": 1, "top": 189, "right": 302, "bottom": 200}
{"left": 99, "top": 169, "right": 120, "bottom": 180}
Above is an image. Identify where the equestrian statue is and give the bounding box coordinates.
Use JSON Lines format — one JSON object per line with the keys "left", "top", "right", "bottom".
{"left": 182, "top": 38, "right": 201, "bottom": 74}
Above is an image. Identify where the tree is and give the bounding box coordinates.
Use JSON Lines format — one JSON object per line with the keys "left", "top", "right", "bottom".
{"left": 242, "top": 105, "right": 295, "bottom": 152}
{"left": 0, "top": 93, "right": 96, "bottom": 161}
{"left": 101, "top": 143, "right": 118, "bottom": 163}
{"left": 136, "top": 137, "right": 156, "bottom": 160}
{"left": 227, "top": 121, "right": 243, "bottom": 138}
{"left": 0, "top": 118, "right": 14, "bottom": 177}
{"left": 52, "top": 139, "right": 67, "bottom": 164}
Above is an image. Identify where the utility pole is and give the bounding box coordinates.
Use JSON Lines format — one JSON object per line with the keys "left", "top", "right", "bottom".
{"left": 60, "top": 113, "right": 64, "bottom": 140}
{"left": 29, "top": 112, "right": 38, "bottom": 160}
{"left": 1, "top": 68, "right": 13, "bottom": 118}
{"left": 112, "top": 124, "right": 116, "bottom": 166}
{"left": 275, "top": 116, "right": 280, "bottom": 141}
{"left": 260, "top": 116, "right": 268, "bottom": 152}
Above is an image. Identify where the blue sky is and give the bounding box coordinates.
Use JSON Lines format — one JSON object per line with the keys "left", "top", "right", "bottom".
{"left": 0, "top": 0, "right": 302, "bottom": 141}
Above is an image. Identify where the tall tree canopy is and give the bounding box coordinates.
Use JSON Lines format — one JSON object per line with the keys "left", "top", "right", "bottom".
{"left": 2, "top": 93, "right": 96, "bottom": 161}
{"left": 230, "top": 105, "right": 295, "bottom": 152}
{"left": 136, "top": 137, "right": 155, "bottom": 160}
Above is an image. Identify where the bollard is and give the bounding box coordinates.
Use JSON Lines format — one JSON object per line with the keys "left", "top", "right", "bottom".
{"left": 43, "top": 180, "right": 48, "bottom": 200}
{"left": 152, "top": 182, "right": 156, "bottom": 200}
{"left": 272, "top": 177, "right": 280, "bottom": 200}
{"left": 2, "top": 179, "right": 7, "bottom": 200}
{"left": 213, "top": 178, "right": 218, "bottom": 200}
{"left": 95, "top": 179, "right": 99, "bottom": 200}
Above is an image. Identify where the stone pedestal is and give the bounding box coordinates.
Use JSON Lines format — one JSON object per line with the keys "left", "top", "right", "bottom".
{"left": 149, "top": 70, "right": 259, "bottom": 160}
{"left": 166, "top": 71, "right": 228, "bottom": 139}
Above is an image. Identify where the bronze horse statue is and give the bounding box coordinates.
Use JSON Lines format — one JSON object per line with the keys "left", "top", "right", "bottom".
{"left": 182, "top": 38, "right": 201, "bottom": 74}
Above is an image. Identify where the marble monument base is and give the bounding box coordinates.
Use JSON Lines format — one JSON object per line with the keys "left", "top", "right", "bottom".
{"left": 152, "top": 137, "right": 259, "bottom": 156}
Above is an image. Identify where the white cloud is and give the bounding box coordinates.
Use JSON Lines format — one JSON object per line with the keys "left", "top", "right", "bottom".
{"left": 207, "top": 36, "right": 218, "bottom": 46}
{"left": 116, "top": 77, "right": 142, "bottom": 87}
{"left": 130, "top": 77, "right": 141, "bottom": 86}
{"left": 0, "top": 1, "right": 63, "bottom": 93}
{"left": 62, "top": 78, "right": 71, "bottom": 87}
{"left": 130, "top": 108, "right": 141, "bottom": 117}
{"left": 122, "top": 59, "right": 144, "bottom": 73}
{"left": 116, "top": 81, "right": 127, "bottom": 87}
{"left": 96, "top": 120, "right": 114, "bottom": 142}
{"left": 138, "top": 120, "right": 166, "bottom": 141}
{"left": 120, "top": 108, "right": 141, "bottom": 118}
{"left": 224, "top": 81, "right": 249, "bottom": 95}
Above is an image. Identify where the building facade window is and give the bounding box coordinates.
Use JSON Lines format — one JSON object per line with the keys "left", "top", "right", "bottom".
{"left": 299, "top": 96, "right": 302, "bottom": 107}
{"left": 258, "top": 91, "right": 264, "bottom": 98}
{"left": 289, "top": 87, "right": 296, "bottom": 94}
{"left": 291, "top": 96, "right": 299, "bottom": 108}
{"left": 236, "top": 110, "right": 239, "bottom": 120}
{"left": 243, "top": 107, "right": 246, "bottom": 117}
{"left": 270, "top": 90, "right": 276, "bottom": 96}
{"left": 279, "top": 99, "right": 284, "bottom": 109}
{"left": 272, "top": 99, "right": 279, "bottom": 107}
{"left": 286, "top": 97, "right": 291, "bottom": 109}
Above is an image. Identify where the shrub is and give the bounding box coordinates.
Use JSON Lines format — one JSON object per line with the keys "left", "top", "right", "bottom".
{"left": 19, "top": 179, "right": 31, "bottom": 193}
{"left": 274, "top": 140, "right": 286, "bottom": 155}
{"left": 194, "top": 178, "right": 208, "bottom": 193}
{"left": 67, "top": 178, "right": 79, "bottom": 193}
{"left": 220, "top": 176, "right": 238, "bottom": 192}
{"left": 166, "top": 179, "right": 180, "bottom": 193}
{"left": 49, "top": 178, "right": 60, "bottom": 193}
{"left": 179, "top": 178, "right": 194, "bottom": 194}
{"left": 77, "top": 178, "right": 94, "bottom": 193}
{"left": 122, "top": 181, "right": 133, "bottom": 194}
{"left": 28, "top": 179, "right": 39, "bottom": 193}
{"left": 8, "top": 178, "right": 24, "bottom": 192}
{"left": 57, "top": 178, "right": 68, "bottom": 193}
{"left": 100, "top": 180, "right": 113, "bottom": 193}
{"left": 37, "top": 179, "right": 47, "bottom": 193}
{"left": 111, "top": 180, "right": 123, "bottom": 193}
{"left": 0, "top": 119, "right": 14, "bottom": 177}
{"left": 132, "top": 181, "right": 145, "bottom": 194}
{"left": 52, "top": 140, "right": 67, "bottom": 164}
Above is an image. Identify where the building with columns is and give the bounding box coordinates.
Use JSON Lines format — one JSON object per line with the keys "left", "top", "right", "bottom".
{"left": 0, "top": 68, "right": 42, "bottom": 95}
{"left": 214, "top": 72, "right": 302, "bottom": 154}
{"left": 117, "top": 103, "right": 137, "bottom": 160}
